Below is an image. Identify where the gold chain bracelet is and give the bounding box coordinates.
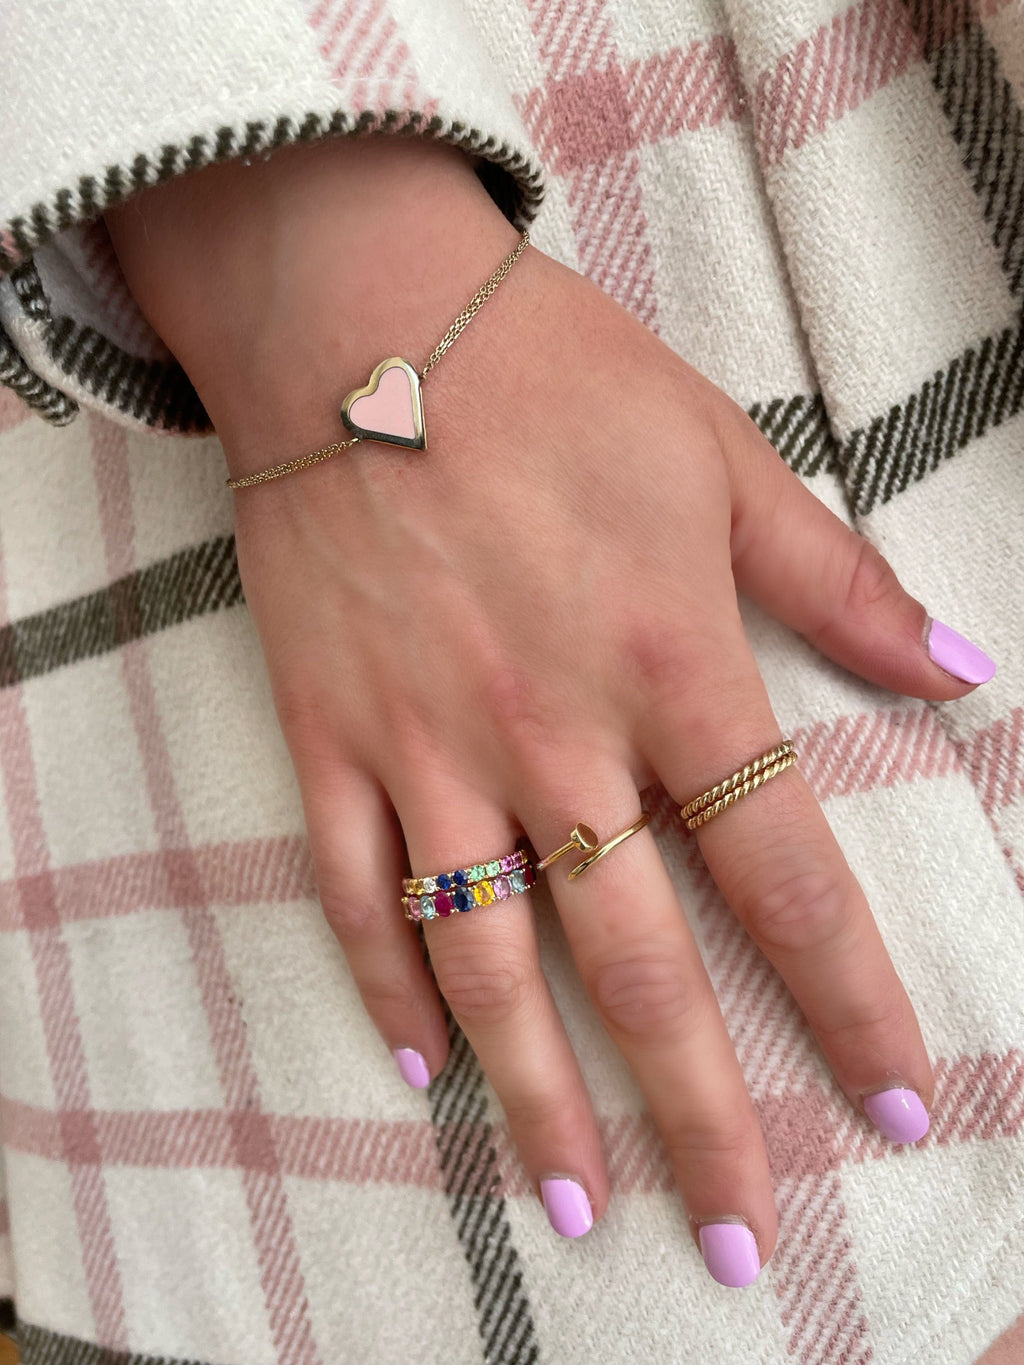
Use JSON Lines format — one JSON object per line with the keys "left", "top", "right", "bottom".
{"left": 225, "top": 229, "right": 531, "bottom": 490}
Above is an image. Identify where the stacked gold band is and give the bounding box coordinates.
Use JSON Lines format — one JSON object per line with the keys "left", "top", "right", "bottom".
{"left": 680, "top": 740, "right": 797, "bottom": 831}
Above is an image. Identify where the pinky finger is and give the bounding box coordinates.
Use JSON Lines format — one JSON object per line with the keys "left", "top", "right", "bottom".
{"left": 302, "top": 765, "right": 450, "bottom": 1088}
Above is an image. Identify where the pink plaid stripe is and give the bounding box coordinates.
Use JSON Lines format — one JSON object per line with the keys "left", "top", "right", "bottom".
{"left": 565, "top": 151, "right": 658, "bottom": 325}
{"left": 752, "top": 0, "right": 922, "bottom": 167}
{"left": 776, "top": 1170, "right": 871, "bottom": 1365}
{"left": 0, "top": 836, "right": 314, "bottom": 933}
{"left": 0, "top": 704, "right": 1001, "bottom": 937}
{"left": 519, "top": 0, "right": 1021, "bottom": 192}
{"left": 0, "top": 544, "right": 129, "bottom": 1347}
{"left": 518, "top": 0, "right": 661, "bottom": 327}
{"left": 525, "top": 0, "right": 614, "bottom": 80}
{"left": 88, "top": 417, "right": 323, "bottom": 1365}
{"left": 519, "top": 39, "right": 743, "bottom": 174}
{"left": 960, "top": 707, "right": 1024, "bottom": 816}
{"left": 626, "top": 37, "right": 744, "bottom": 139}
{"left": 750, "top": 0, "right": 1018, "bottom": 166}
{"left": 309, "top": 0, "right": 439, "bottom": 118}
{"left": 644, "top": 702, "right": 969, "bottom": 842}
{"left": 796, "top": 706, "right": 961, "bottom": 796}
{"left": 4, "top": 1050, "right": 1019, "bottom": 1187}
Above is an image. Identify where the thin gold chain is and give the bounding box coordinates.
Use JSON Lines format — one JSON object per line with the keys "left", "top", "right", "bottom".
{"left": 226, "top": 229, "right": 530, "bottom": 489}
{"left": 225, "top": 437, "right": 362, "bottom": 489}
{"left": 419, "top": 229, "right": 530, "bottom": 377}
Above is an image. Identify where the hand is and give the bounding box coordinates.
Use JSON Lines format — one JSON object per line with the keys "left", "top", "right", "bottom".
{"left": 105, "top": 135, "right": 990, "bottom": 1281}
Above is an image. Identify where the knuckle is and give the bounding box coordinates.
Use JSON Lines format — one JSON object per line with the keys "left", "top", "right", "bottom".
{"left": 815, "top": 989, "right": 911, "bottom": 1057}
{"left": 833, "top": 537, "right": 903, "bottom": 631}
{"left": 318, "top": 880, "right": 382, "bottom": 940}
{"left": 501, "top": 1089, "right": 577, "bottom": 1136}
{"left": 746, "top": 864, "right": 853, "bottom": 953}
{"left": 479, "top": 661, "right": 554, "bottom": 753}
{"left": 663, "top": 1114, "right": 758, "bottom": 1170}
{"left": 433, "top": 951, "right": 539, "bottom": 1025}
{"left": 358, "top": 971, "right": 419, "bottom": 1020}
{"left": 275, "top": 686, "right": 336, "bottom": 771}
{"left": 620, "top": 621, "right": 693, "bottom": 704}
{"left": 587, "top": 950, "right": 705, "bottom": 1040}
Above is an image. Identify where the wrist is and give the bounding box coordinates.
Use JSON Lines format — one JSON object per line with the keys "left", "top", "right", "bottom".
{"left": 104, "top": 135, "right": 520, "bottom": 478}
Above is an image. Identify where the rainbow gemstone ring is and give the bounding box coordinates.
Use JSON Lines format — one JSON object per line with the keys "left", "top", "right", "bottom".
{"left": 403, "top": 851, "right": 535, "bottom": 922}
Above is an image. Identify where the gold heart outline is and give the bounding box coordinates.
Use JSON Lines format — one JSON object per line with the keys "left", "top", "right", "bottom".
{"left": 340, "top": 356, "right": 427, "bottom": 451}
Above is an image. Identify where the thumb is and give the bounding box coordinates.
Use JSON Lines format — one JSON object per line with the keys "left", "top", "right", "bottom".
{"left": 721, "top": 409, "right": 995, "bottom": 699}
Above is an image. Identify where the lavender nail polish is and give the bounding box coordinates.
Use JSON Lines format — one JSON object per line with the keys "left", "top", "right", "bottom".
{"left": 699, "top": 1222, "right": 761, "bottom": 1288}
{"left": 393, "top": 1047, "right": 430, "bottom": 1089}
{"left": 927, "top": 620, "right": 996, "bottom": 685}
{"left": 863, "top": 1087, "right": 930, "bottom": 1144}
{"left": 540, "top": 1176, "right": 594, "bottom": 1238}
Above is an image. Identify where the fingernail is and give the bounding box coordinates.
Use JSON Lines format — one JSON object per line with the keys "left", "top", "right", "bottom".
{"left": 698, "top": 1222, "right": 761, "bottom": 1288}
{"left": 927, "top": 619, "right": 996, "bottom": 684}
{"left": 863, "top": 1087, "right": 930, "bottom": 1143}
{"left": 540, "top": 1176, "right": 594, "bottom": 1238}
{"left": 393, "top": 1047, "right": 430, "bottom": 1089}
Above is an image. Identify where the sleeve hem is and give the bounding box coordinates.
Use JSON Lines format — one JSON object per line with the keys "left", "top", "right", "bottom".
{"left": 0, "top": 106, "right": 546, "bottom": 434}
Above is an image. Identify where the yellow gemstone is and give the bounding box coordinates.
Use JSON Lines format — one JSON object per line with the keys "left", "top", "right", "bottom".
{"left": 475, "top": 881, "right": 495, "bottom": 906}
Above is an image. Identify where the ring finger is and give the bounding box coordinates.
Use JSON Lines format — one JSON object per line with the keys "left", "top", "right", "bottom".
{"left": 391, "top": 771, "right": 610, "bottom": 1239}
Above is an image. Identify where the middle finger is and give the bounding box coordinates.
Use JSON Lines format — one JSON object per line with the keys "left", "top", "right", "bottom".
{"left": 519, "top": 766, "right": 778, "bottom": 1287}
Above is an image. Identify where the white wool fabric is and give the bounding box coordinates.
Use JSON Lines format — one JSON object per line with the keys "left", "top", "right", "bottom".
{"left": 0, "top": 1, "right": 1022, "bottom": 1362}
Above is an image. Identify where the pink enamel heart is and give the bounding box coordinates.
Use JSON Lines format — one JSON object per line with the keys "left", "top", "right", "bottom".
{"left": 342, "top": 359, "right": 425, "bottom": 449}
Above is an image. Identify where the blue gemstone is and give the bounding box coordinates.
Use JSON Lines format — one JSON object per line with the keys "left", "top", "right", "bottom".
{"left": 453, "top": 890, "right": 473, "bottom": 912}
{"left": 436, "top": 873, "right": 452, "bottom": 890}
{"left": 453, "top": 870, "right": 468, "bottom": 886}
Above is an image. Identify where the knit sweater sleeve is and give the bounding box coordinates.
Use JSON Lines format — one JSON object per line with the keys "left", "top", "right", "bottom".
{"left": 0, "top": 0, "right": 545, "bottom": 434}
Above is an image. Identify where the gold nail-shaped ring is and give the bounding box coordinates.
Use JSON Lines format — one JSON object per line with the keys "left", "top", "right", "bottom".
{"left": 536, "top": 822, "right": 599, "bottom": 872}
{"left": 566, "top": 813, "right": 651, "bottom": 881}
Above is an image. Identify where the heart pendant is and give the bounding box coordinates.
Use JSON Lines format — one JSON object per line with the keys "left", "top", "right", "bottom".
{"left": 340, "top": 357, "right": 426, "bottom": 450}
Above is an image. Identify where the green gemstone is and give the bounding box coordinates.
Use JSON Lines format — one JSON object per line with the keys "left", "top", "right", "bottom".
{"left": 485, "top": 860, "right": 501, "bottom": 877}
{"left": 469, "top": 864, "right": 485, "bottom": 882}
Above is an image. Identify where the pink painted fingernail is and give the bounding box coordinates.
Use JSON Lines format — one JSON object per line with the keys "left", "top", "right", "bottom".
{"left": 393, "top": 1047, "right": 430, "bottom": 1089}
{"left": 540, "top": 1176, "right": 594, "bottom": 1238}
{"left": 698, "top": 1223, "right": 761, "bottom": 1288}
{"left": 927, "top": 620, "right": 996, "bottom": 684}
{"left": 863, "top": 1087, "right": 929, "bottom": 1143}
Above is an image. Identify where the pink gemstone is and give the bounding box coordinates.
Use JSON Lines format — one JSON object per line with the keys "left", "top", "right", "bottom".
{"left": 435, "top": 891, "right": 453, "bottom": 917}
{"left": 406, "top": 897, "right": 422, "bottom": 920}
{"left": 499, "top": 855, "right": 515, "bottom": 873}
{"left": 493, "top": 876, "right": 511, "bottom": 900}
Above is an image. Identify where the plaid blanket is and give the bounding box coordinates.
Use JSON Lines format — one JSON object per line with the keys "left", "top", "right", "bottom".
{"left": 1, "top": 1, "right": 1022, "bottom": 1362}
